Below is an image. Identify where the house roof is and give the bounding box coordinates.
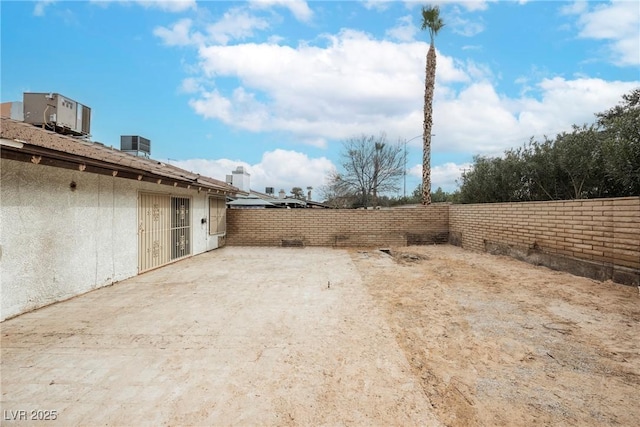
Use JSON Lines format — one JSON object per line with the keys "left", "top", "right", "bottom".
{"left": 0, "top": 117, "right": 239, "bottom": 194}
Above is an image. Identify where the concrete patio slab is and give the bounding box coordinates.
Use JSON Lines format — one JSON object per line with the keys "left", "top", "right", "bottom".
{"left": 1, "top": 247, "right": 440, "bottom": 426}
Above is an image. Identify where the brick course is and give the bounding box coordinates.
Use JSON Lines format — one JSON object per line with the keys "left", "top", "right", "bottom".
{"left": 449, "top": 197, "right": 639, "bottom": 284}
{"left": 227, "top": 206, "right": 449, "bottom": 247}
{"left": 448, "top": 197, "right": 639, "bottom": 270}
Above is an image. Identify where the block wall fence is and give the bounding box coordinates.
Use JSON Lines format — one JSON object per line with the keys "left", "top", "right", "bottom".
{"left": 226, "top": 197, "right": 639, "bottom": 285}
{"left": 226, "top": 206, "right": 450, "bottom": 248}
{"left": 450, "top": 197, "right": 639, "bottom": 284}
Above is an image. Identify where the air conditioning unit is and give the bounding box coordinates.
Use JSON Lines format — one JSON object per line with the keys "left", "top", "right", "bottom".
{"left": 23, "top": 92, "right": 91, "bottom": 136}
{"left": 121, "top": 135, "right": 151, "bottom": 158}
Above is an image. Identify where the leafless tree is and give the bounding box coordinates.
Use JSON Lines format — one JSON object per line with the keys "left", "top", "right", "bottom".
{"left": 326, "top": 133, "right": 404, "bottom": 208}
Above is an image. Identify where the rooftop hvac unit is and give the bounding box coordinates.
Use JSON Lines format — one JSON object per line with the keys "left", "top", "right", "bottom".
{"left": 121, "top": 135, "right": 151, "bottom": 158}
{"left": 23, "top": 92, "right": 91, "bottom": 136}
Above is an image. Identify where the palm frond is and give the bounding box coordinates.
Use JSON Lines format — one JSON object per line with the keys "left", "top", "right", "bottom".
{"left": 420, "top": 5, "right": 445, "bottom": 42}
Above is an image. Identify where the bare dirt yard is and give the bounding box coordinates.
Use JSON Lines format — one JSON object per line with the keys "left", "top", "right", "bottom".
{"left": 1, "top": 245, "right": 638, "bottom": 426}
{"left": 354, "top": 245, "right": 639, "bottom": 426}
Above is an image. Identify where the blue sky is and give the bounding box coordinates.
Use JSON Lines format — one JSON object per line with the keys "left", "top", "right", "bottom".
{"left": 2, "top": 0, "right": 638, "bottom": 198}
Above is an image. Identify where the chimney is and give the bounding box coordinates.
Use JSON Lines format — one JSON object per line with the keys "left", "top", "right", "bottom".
{"left": 278, "top": 189, "right": 286, "bottom": 199}
{"left": 229, "top": 166, "right": 250, "bottom": 191}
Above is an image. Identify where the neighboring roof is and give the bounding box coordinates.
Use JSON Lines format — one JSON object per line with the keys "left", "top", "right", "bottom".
{"left": 248, "top": 189, "right": 331, "bottom": 208}
{"left": 306, "top": 200, "right": 332, "bottom": 209}
{"left": 0, "top": 117, "right": 239, "bottom": 194}
{"left": 227, "top": 196, "right": 276, "bottom": 207}
{"left": 249, "top": 189, "right": 275, "bottom": 199}
{"left": 270, "top": 198, "right": 307, "bottom": 207}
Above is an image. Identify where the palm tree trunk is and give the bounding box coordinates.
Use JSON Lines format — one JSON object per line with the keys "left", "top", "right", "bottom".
{"left": 422, "top": 43, "right": 436, "bottom": 205}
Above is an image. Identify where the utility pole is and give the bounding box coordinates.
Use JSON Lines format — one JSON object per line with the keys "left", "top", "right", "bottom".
{"left": 402, "top": 134, "right": 425, "bottom": 200}
{"left": 403, "top": 139, "right": 407, "bottom": 199}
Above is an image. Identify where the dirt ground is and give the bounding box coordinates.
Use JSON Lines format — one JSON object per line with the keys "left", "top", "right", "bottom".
{"left": 353, "top": 245, "right": 639, "bottom": 426}
{"left": 1, "top": 245, "right": 638, "bottom": 426}
{"left": 1, "top": 247, "right": 440, "bottom": 426}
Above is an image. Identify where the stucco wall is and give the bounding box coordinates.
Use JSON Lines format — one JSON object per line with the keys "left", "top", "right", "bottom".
{"left": 0, "top": 158, "right": 224, "bottom": 321}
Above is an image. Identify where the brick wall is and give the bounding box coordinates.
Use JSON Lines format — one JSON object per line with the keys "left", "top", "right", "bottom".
{"left": 226, "top": 206, "right": 449, "bottom": 247}
{"left": 449, "top": 197, "right": 639, "bottom": 284}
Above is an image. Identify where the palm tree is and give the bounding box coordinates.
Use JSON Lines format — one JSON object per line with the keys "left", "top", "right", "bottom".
{"left": 420, "top": 5, "right": 444, "bottom": 205}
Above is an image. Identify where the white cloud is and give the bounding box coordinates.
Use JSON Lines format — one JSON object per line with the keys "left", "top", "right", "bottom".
{"left": 432, "top": 162, "right": 472, "bottom": 190}
{"left": 267, "top": 34, "right": 285, "bottom": 44}
{"left": 33, "top": 0, "right": 55, "bottom": 16}
{"left": 566, "top": 0, "right": 640, "bottom": 66}
{"left": 172, "top": 158, "right": 244, "bottom": 184}
{"left": 249, "top": 0, "right": 313, "bottom": 22}
{"left": 138, "top": 0, "right": 196, "bottom": 12}
{"left": 188, "top": 30, "right": 469, "bottom": 144}
{"left": 182, "top": 27, "right": 637, "bottom": 156}
{"left": 91, "top": 0, "right": 196, "bottom": 12}
{"left": 409, "top": 162, "right": 472, "bottom": 192}
{"left": 520, "top": 77, "right": 636, "bottom": 128}
{"left": 189, "top": 87, "right": 270, "bottom": 132}
{"left": 188, "top": 89, "right": 234, "bottom": 124}
{"left": 363, "top": 0, "right": 394, "bottom": 12}
{"left": 172, "top": 149, "right": 334, "bottom": 198}
{"left": 372, "top": 1, "right": 495, "bottom": 13}
{"left": 154, "top": 9, "right": 269, "bottom": 47}
{"left": 449, "top": 15, "right": 485, "bottom": 37}
{"left": 153, "top": 18, "right": 197, "bottom": 46}
{"left": 432, "top": 1, "right": 495, "bottom": 12}
{"left": 178, "top": 77, "right": 202, "bottom": 94}
{"left": 559, "top": 0, "right": 588, "bottom": 16}
{"left": 385, "top": 15, "right": 418, "bottom": 42}
{"left": 254, "top": 149, "right": 334, "bottom": 192}
{"left": 432, "top": 77, "right": 637, "bottom": 156}
{"left": 464, "top": 60, "right": 493, "bottom": 81}
{"left": 454, "top": 0, "right": 495, "bottom": 12}
{"left": 206, "top": 8, "right": 270, "bottom": 45}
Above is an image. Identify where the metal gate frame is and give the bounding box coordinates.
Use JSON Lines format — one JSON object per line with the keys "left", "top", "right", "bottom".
{"left": 171, "top": 196, "right": 191, "bottom": 260}
{"left": 138, "top": 192, "right": 192, "bottom": 273}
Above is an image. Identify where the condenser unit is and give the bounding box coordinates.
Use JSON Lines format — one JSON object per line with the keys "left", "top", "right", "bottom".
{"left": 23, "top": 92, "right": 91, "bottom": 136}
{"left": 121, "top": 135, "right": 151, "bottom": 158}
